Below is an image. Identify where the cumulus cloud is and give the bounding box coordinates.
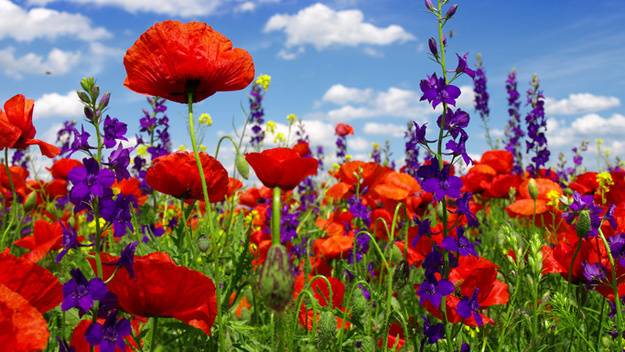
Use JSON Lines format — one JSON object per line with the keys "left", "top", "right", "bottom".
{"left": 319, "top": 84, "right": 474, "bottom": 121}
{"left": 264, "top": 3, "right": 413, "bottom": 58}
{"left": 363, "top": 122, "right": 406, "bottom": 138}
{"left": 545, "top": 93, "right": 620, "bottom": 115}
{"left": 34, "top": 91, "right": 83, "bottom": 119}
{"left": 0, "top": 47, "right": 81, "bottom": 78}
{"left": 0, "top": 0, "right": 110, "bottom": 42}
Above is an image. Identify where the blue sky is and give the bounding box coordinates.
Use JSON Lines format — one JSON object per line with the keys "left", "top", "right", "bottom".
{"left": 2, "top": 0, "right": 625, "bottom": 172}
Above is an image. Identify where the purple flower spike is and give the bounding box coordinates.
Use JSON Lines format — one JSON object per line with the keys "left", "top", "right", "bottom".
{"left": 62, "top": 269, "right": 108, "bottom": 315}
{"left": 86, "top": 310, "right": 132, "bottom": 352}
{"left": 418, "top": 277, "right": 455, "bottom": 309}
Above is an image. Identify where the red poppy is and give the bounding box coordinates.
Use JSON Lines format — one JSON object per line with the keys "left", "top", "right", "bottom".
{"left": 336, "top": 160, "right": 382, "bottom": 186}
{"left": 0, "top": 165, "right": 28, "bottom": 201}
{"left": 0, "top": 94, "right": 60, "bottom": 158}
{"left": 335, "top": 123, "right": 354, "bottom": 137}
{"left": 373, "top": 171, "right": 421, "bottom": 201}
{"left": 13, "top": 220, "right": 62, "bottom": 263}
{"left": 313, "top": 234, "right": 354, "bottom": 259}
{"left": 292, "top": 141, "right": 311, "bottom": 157}
{"left": 226, "top": 177, "right": 243, "bottom": 197}
{"left": 245, "top": 147, "right": 318, "bottom": 190}
{"left": 124, "top": 20, "right": 254, "bottom": 104}
{"left": 569, "top": 172, "right": 599, "bottom": 195}
{"left": 479, "top": 150, "right": 513, "bottom": 174}
{"left": 99, "top": 252, "right": 217, "bottom": 335}
{"left": 0, "top": 283, "right": 50, "bottom": 352}
{"left": 0, "top": 250, "right": 62, "bottom": 313}
{"left": 517, "top": 178, "right": 561, "bottom": 201}
{"left": 607, "top": 170, "right": 625, "bottom": 205}
{"left": 487, "top": 174, "right": 522, "bottom": 198}
{"left": 49, "top": 158, "right": 82, "bottom": 180}
{"left": 146, "top": 151, "right": 228, "bottom": 202}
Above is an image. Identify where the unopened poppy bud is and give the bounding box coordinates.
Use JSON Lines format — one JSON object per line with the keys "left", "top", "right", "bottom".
{"left": 424, "top": 0, "right": 435, "bottom": 11}
{"left": 392, "top": 260, "right": 410, "bottom": 289}
{"left": 527, "top": 179, "right": 539, "bottom": 201}
{"left": 23, "top": 191, "right": 37, "bottom": 212}
{"left": 316, "top": 311, "right": 337, "bottom": 350}
{"left": 445, "top": 4, "right": 458, "bottom": 20}
{"left": 198, "top": 235, "right": 210, "bottom": 252}
{"left": 235, "top": 153, "right": 250, "bottom": 179}
{"left": 428, "top": 37, "right": 438, "bottom": 58}
{"left": 351, "top": 290, "right": 370, "bottom": 327}
{"left": 389, "top": 245, "right": 403, "bottom": 265}
{"left": 576, "top": 210, "right": 591, "bottom": 238}
{"left": 354, "top": 337, "right": 374, "bottom": 352}
{"left": 258, "top": 244, "right": 293, "bottom": 311}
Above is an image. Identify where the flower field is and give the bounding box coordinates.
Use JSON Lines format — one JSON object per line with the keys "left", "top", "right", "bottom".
{"left": 2, "top": 1, "right": 625, "bottom": 351}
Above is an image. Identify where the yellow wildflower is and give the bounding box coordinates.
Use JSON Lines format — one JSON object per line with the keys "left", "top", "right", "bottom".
{"left": 266, "top": 120, "right": 277, "bottom": 134}
{"left": 255, "top": 74, "right": 271, "bottom": 90}
{"left": 199, "top": 113, "right": 213, "bottom": 126}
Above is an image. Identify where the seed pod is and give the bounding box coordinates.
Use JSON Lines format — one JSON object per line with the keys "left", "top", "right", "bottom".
{"left": 576, "top": 210, "right": 591, "bottom": 238}
{"left": 527, "top": 179, "right": 539, "bottom": 201}
{"left": 316, "top": 311, "right": 337, "bottom": 350}
{"left": 350, "top": 289, "right": 369, "bottom": 327}
{"left": 257, "top": 244, "right": 293, "bottom": 311}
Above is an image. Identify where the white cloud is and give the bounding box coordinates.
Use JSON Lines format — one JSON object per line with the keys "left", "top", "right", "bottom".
{"left": 236, "top": 1, "right": 256, "bottom": 12}
{"left": 570, "top": 113, "right": 625, "bottom": 134}
{"left": 0, "top": 47, "right": 81, "bottom": 78}
{"left": 363, "top": 122, "right": 406, "bottom": 138}
{"left": 319, "top": 84, "right": 473, "bottom": 121}
{"left": 34, "top": 91, "right": 82, "bottom": 119}
{"left": 545, "top": 93, "right": 620, "bottom": 115}
{"left": 0, "top": 0, "right": 111, "bottom": 42}
{"left": 264, "top": 3, "right": 413, "bottom": 58}
{"left": 68, "top": 0, "right": 222, "bottom": 17}
{"left": 322, "top": 84, "right": 373, "bottom": 105}
{"left": 348, "top": 137, "right": 369, "bottom": 151}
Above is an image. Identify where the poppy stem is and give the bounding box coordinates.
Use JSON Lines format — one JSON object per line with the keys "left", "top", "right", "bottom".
{"left": 186, "top": 91, "right": 213, "bottom": 227}
{"left": 148, "top": 317, "right": 159, "bottom": 352}
{"left": 272, "top": 187, "right": 281, "bottom": 245}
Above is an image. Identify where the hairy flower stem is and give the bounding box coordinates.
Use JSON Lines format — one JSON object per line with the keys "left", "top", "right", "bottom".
{"left": 272, "top": 187, "right": 281, "bottom": 245}
{"left": 148, "top": 317, "right": 159, "bottom": 352}
{"left": 597, "top": 228, "right": 624, "bottom": 350}
{"left": 186, "top": 92, "right": 214, "bottom": 230}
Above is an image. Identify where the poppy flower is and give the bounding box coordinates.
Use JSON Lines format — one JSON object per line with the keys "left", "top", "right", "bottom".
{"left": 0, "top": 283, "right": 50, "bottom": 352}
{"left": 517, "top": 178, "right": 561, "bottom": 201}
{"left": 98, "top": 252, "right": 217, "bottom": 335}
{"left": 124, "top": 20, "right": 255, "bottom": 104}
{"left": 0, "top": 165, "right": 28, "bottom": 201}
{"left": 569, "top": 172, "right": 599, "bottom": 195}
{"left": 479, "top": 150, "right": 513, "bottom": 174}
{"left": 335, "top": 123, "right": 354, "bottom": 137}
{"left": 0, "top": 94, "right": 60, "bottom": 158}
{"left": 226, "top": 177, "right": 243, "bottom": 197}
{"left": 313, "top": 234, "right": 354, "bottom": 259}
{"left": 373, "top": 171, "right": 421, "bottom": 201}
{"left": 245, "top": 147, "right": 318, "bottom": 190}
{"left": 49, "top": 158, "right": 82, "bottom": 180}
{"left": 14, "top": 220, "right": 62, "bottom": 263}
{"left": 146, "top": 151, "right": 228, "bottom": 202}
{"left": 0, "top": 250, "right": 62, "bottom": 313}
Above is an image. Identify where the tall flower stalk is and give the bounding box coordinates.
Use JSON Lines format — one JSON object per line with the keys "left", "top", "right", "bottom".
{"left": 525, "top": 74, "right": 549, "bottom": 176}
{"left": 504, "top": 70, "right": 524, "bottom": 174}
{"left": 473, "top": 54, "right": 493, "bottom": 149}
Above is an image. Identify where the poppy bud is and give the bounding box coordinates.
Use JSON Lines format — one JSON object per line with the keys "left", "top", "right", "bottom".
{"left": 235, "top": 153, "right": 250, "bottom": 180}
{"left": 436, "top": 201, "right": 445, "bottom": 220}
{"left": 198, "top": 235, "right": 210, "bottom": 252}
{"left": 576, "top": 210, "right": 591, "bottom": 238}
{"left": 428, "top": 37, "right": 438, "bottom": 59}
{"left": 354, "top": 337, "right": 374, "bottom": 352}
{"left": 424, "top": 0, "right": 435, "bottom": 11}
{"left": 316, "top": 311, "right": 337, "bottom": 350}
{"left": 392, "top": 260, "right": 410, "bottom": 289}
{"left": 258, "top": 244, "right": 293, "bottom": 311}
{"left": 23, "top": 191, "right": 37, "bottom": 212}
{"left": 77, "top": 91, "right": 91, "bottom": 104}
{"left": 527, "top": 179, "right": 539, "bottom": 201}
{"left": 389, "top": 245, "right": 403, "bottom": 265}
{"left": 351, "top": 290, "right": 370, "bottom": 327}
{"left": 445, "top": 4, "right": 458, "bottom": 20}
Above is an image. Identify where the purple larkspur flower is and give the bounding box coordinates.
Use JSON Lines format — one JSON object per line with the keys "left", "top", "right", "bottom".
{"left": 56, "top": 224, "right": 88, "bottom": 263}
{"left": 107, "top": 144, "right": 131, "bottom": 181}
{"left": 248, "top": 83, "right": 266, "bottom": 149}
{"left": 441, "top": 228, "right": 477, "bottom": 256}
{"left": 454, "top": 53, "right": 475, "bottom": 78}
{"left": 99, "top": 193, "right": 137, "bottom": 237}
{"left": 456, "top": 192, "right": 478, "bottom": 227}
{"left": 457, "top": 290, "right": 483, "bottom": 326}
{"left": 422, "top": 170, "right": 463, "bottom": 201}
{"left": 563, "top": 192, "right": 602, "bottom": 237}
{"left": 86, "top": 310, "right": 132, "bottom": 352}
{"left": 103, "top": 116, "right": 128, "bottom": 149}
{"left": 504, "top": 70, "right": 524, "bottom": 174}
{"left": 417, "top": 277, "right": 455, "bottom": 309}
{"left": 581, "top": 261, "right": 607, "bottom": 287}
{"left": 525, "top": 75, "right": 550, "bottom": 176}
{"left": 62, "top": 269, "right": 108, "bottom": 315}
{"left": 68, "top": 158, "right": 115, "bottom": 210}
{"left": 420, "top": 73, "right": 461, "bottom": 108}
{"left": 105, "top": 241, "right": 138, "bottom": 278}
{"left": 404, "top": 122, "right": 426, "bottom": 177}
{"left": 423, "top": 315, "right": 444, "bottom": 344}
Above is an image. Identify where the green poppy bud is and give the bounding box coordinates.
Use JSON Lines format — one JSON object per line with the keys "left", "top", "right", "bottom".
{"left": 235, "top": 153, "right": 250, "bottom": 180}
{"left": 528, "top": 178, "right": 539, "bottom": 201}
{"left": 23, "top": 191, "right": 38, "bottom": 212}
{"left": 576, "top": 210, "right": 591, "bottom": 238}
{"left": 350, "top": 289, "right": 369, "bottom": 327}
{"left": 316, "top": 311, "right": 337, "bottom": 350}
{"left": 198, "top": 235, "right": 210, "bottom": 252}
{"left": 258, "top": 244, "right": 293, "bottom": 311}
